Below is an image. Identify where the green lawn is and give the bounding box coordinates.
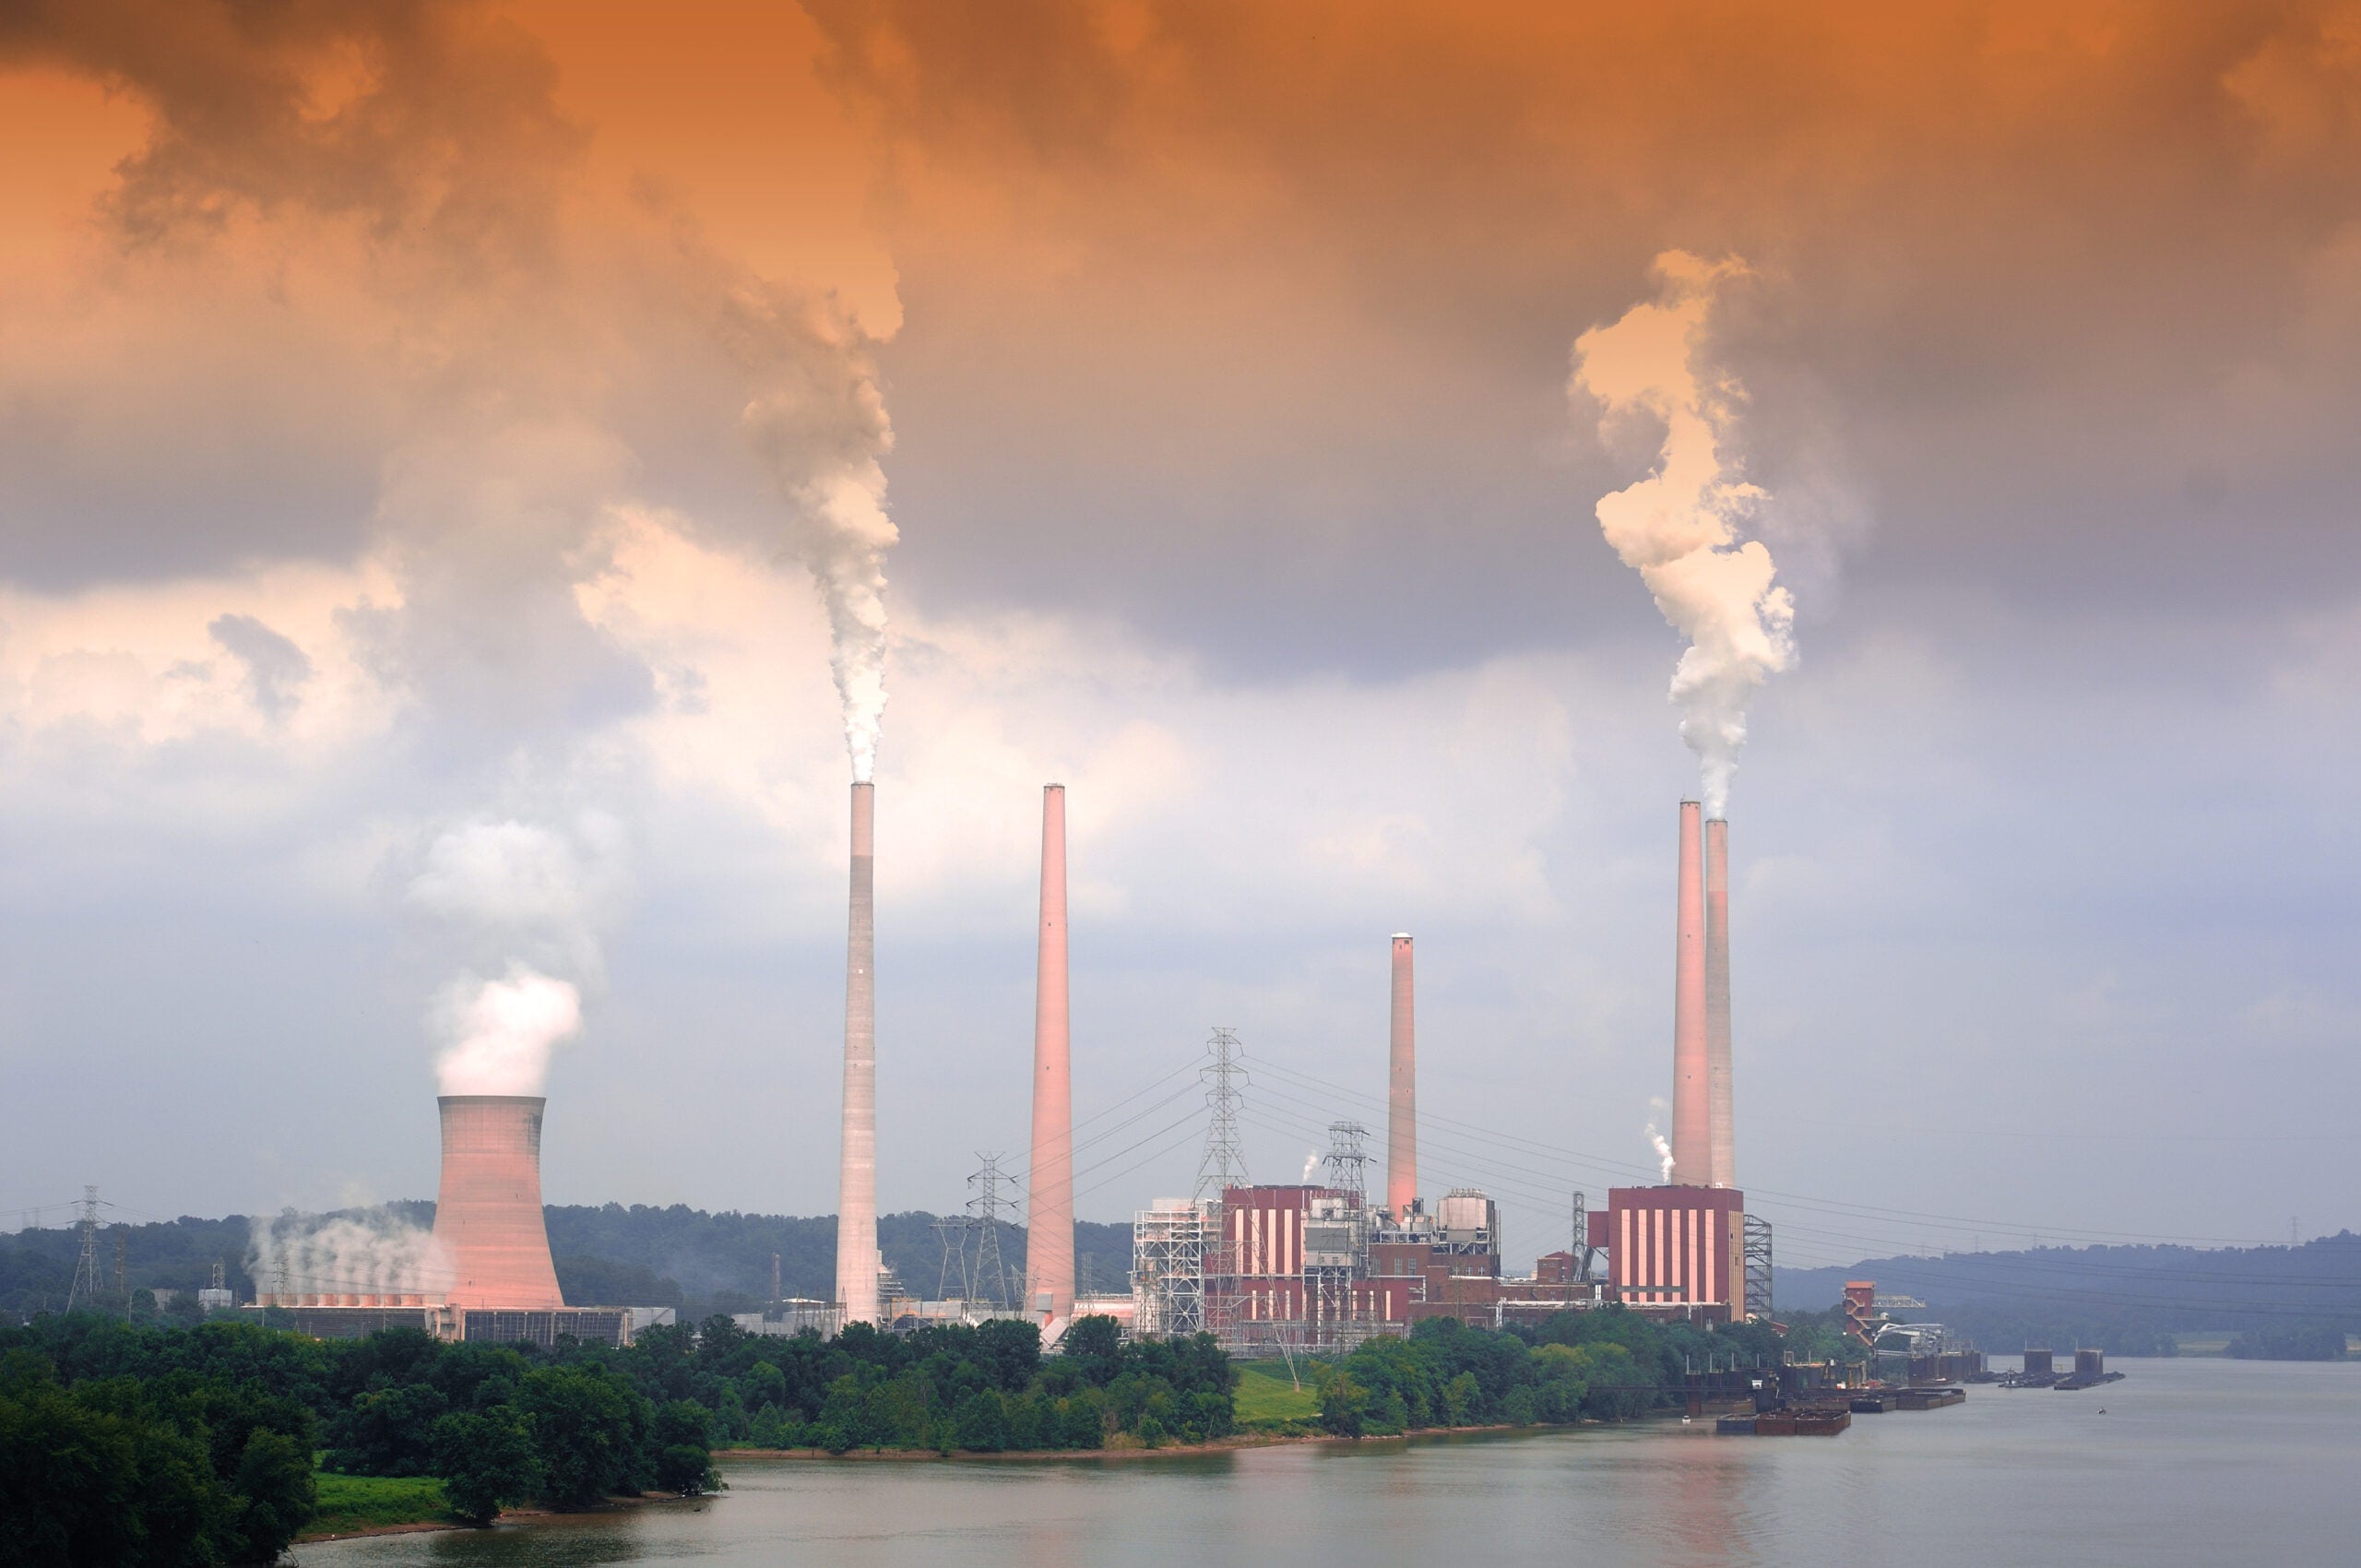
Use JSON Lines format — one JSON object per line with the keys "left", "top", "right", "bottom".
{"left": 304, "top": 1473, "right": 453, "bottom": 1538}
{"left": 1232, "top": 1362, "right": 1322, "bottom": 1431}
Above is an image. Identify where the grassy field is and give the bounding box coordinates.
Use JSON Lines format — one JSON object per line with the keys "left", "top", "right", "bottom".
{"left": 303, "top": 1473, "right": 453, "bottom": 1538}
{"left": 1232, "top": 1361, "right": 1323, "bottom": 1431}
{"left": 2172, "top": 1334, "right": 2233, "bottom": 1356}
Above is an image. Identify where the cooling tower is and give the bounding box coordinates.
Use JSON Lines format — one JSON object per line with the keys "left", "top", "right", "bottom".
{"left": 1704, "top": 815, "right": 1734, "bottom": 1189}
{"left": 836, "top": 779, "right": 879, "bottom": 1326}
{"left": 431, "top": 1095, "right": 564, "bottom": 1310}
{"left": 1386, "top": 933, "right": 1418, "bottom": 1217}
{"left": 1671, "top": 801, "right": 1708, "bottom": 1186}
{"left": 1026, "top": 783, "right": 1075, "bottom": 1329}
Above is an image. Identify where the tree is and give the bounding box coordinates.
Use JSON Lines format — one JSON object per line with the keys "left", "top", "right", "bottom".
{"left": 516, "top": 1363, "right": 647, "bottom": 1508}
{"left": 1318, "top": 1372, "right": 1369, "bottom": 1438}
{"left": 228, "top": 1426, "right": 315, "bottom": 1562}
{"left": 953, "top": 1388, "right": 1010, "bottom": 1452}
{"left": 652, "top": 1400, "right": 718, "bottom": 1495}
{"left": 433, "top": 1408, "right": 540, "bottom": 1527}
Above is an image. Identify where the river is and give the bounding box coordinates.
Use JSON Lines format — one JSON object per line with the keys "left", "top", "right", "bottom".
{"left": 301, "top": 1356, "right": 2360, "bottom": 1568}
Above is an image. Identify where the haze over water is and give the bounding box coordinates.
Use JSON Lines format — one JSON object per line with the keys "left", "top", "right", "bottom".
{"left": 314, "top": 1359, "right": 2358, "bottom": 1567}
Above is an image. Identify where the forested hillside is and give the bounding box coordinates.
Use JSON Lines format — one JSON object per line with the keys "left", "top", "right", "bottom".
{"left": 1, "top": 1206, "right": 1135, "bottom": 1320}
{"left": 1774, "top": 1232, "right": 2361, "bottom": 1355}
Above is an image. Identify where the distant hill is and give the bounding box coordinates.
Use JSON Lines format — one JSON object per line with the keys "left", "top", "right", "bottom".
{"left": 1773, "top": 1232, "right": 2361, "bottom": 1355}
{"left": 0, "top": 1204, "right": 1134, "bottom": 1321}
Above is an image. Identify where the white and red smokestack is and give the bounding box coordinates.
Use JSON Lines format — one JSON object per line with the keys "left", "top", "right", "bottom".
{"left": 1026, "top": 784, "right": 1075, "bottom": 1330}
{"left": 835, "top": 780, "right": 879, "bottom": 1325}
{"left": 1671, "top": 801, "right": 1709, "bottom": 1186}
{"left": 1387, "top": 933, "right": 1417, "bottom": 1217}
{"left": 432, "top": 1094, "right": 564, "bottom": 1310}
{"left": 1704, "top": 815, "right": 1735, "bottom": 1189}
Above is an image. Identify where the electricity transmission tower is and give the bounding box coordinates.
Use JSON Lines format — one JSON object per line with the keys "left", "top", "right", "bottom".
{"left": 65, "top": 1187, "right": 102, "bottom": 1313}
{"left": 933, "top": 1215, "right": 971, "bottom": 1301}
{"left": 967, "top": 1154, "right": 1013, "bottom": 1310}
{"left": 1323, "top": 1122, "right": 1370, "bottom": 1203}
{"left": 1194, "top": 1028, "right": 1252, "bottom": 1200}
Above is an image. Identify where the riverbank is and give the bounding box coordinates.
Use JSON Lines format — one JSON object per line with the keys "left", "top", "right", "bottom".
{"left": 297, "top": 1486, "right": 700, "bottom": 1543}
{"left": 718, "top": 1419, "right": 1563, "bottom": 1466}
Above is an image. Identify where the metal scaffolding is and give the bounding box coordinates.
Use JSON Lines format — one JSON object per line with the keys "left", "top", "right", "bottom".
{"left": 1131, "top": 1198, "right": 1213, "bottom": 1338}
{"left": 1743, "top": 1212, "right": 1774, "bottom": 1320}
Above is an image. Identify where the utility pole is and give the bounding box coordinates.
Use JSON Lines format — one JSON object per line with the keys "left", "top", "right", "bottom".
{"left": 1194, "top": 1028, "right": 1252, "bottom": 1201}
{"left": 66, "top": 1187, "right": 101, "bottom": 1314}
{"left": 967, "top": 1154, "right": 1013, "bottom": 1311}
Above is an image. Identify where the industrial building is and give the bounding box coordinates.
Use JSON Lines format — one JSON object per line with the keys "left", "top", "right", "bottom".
{"left": 1131, "top": 802, "right": 1777, "bottom": 1346}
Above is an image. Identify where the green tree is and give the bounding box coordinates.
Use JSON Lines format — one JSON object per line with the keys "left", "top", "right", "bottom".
{"left": 228, "top": 1426, "right": 315, "bottom": 1562}
{"left": 516, "top": 1363, "right": 647, "bottom": 1508}
{"left": 432, "top": 1408, "right": 541, "bottom": 1527}
{"left": 953, "top": 1388, "right": 1010, "bottom": 1452}
{"left": 1318, "top": 1372, "right": 1369, "bottom": 1438}
{"left": 652, "top": 1399, "right": 718, "bottom": 1494}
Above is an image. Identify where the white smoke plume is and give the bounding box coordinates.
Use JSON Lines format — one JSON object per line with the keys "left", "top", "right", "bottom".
{"left": 1571, "top": 252, "right": 1796, "bottom": 816}
{"left": 409, "top": 816, "right": 622, "bottom": 1095}
{"left": 1644, "top": 1098, "right": 1675, "bottom": 1183}
{"left": 433, "top": 964, "right": 584, "bottom": 1097}
{"left": 247, "top": 1208, "right": 450, "bottom": 1301}
{"left": 726, "top": 288, "right": 897, "bottom": 782}
{"left": 1304, "top": 1148, "right": 1323, "bottom": 1184}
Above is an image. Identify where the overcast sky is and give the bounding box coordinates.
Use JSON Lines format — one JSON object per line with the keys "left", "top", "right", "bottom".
{"left": 3, "top": 1, "right": 2357, "bottom": 1270}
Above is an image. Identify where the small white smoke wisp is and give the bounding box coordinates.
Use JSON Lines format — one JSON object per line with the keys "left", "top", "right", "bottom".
{"left": 433, "top": 964, "right": 584, "bottom": 1097}
{"left": 248, "top": 1209, "right": 451, "bottom": 1301}
{"left": 1644, "top": 1098, "right": 1675, "bottom": 1183}
{"left": 729, "top": 288, "right": 897, "bottom": 782}
{"left": 1570, "top": 252, "right": 1796, "bottom": 816}
{"left": 1304, "top": 1149, "right": 1322, "bottom": 1184}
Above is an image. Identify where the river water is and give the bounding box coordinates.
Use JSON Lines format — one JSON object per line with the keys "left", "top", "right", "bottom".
{"left": 302, "top": 1357, "right": 2360, "bottom": 1568}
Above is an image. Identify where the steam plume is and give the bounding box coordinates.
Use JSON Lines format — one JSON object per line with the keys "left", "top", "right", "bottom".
{"left": 409, "top": 817, "right": 619, "bottom": 1096}
{"left": 433, "top": 964, "right": 583, "bottom": 1096}
{"left": 1644, "top": 1098, "right": 1675, "bottom": 1182}
{"left": 1303, "top": 1148, "right": 1322, "bottom": 1183}
{"left": 247, "top": 1208, "right": 448, "bottom": 1301}
{"left": 729, "top": 290, "right": 897, "bottom": 781}
{"left": 1571, "top": 252, "right": 1794, "bottom": 815}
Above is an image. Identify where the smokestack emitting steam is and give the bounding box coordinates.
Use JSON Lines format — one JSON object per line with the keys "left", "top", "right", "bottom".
{"left": 733, "top": 294, "right": 897, "bottom": 783}
{"left": 1704, "top": 816, "right": 1735, "bottom": 1188}
{"left": 1026, "top": 784, "right": 1075, "bottom": 1329}
{"left": 431, "top": 1095, "right": 564, "bottom": 1310}
{"left": 1570, "top": 252, "right": 1795, "bottom": 816}
{"left": 1671, "top": 802, "right": 1709, "bottom": 1185}
{"left": 1387, "top": 933, "right": 1417, "bottom": 1216}
{"left": 835, "top": 781, "right": 879, "bottom": 1324}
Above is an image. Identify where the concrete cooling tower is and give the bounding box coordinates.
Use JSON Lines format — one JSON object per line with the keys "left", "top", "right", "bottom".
{"left": 430, "top": 1094, "right": 565, "bottom": 1310}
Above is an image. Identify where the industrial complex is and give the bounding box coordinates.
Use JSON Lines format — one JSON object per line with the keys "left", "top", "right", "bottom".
{"left": 249, "top": 784, "right": 1785, "bottom": 1360}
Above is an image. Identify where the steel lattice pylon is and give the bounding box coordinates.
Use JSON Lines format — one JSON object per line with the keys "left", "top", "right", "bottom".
{"left": 1194, "top": 1028, "right": 1251, "bottom": 1201}
{"left": 967, "top": 1154, "right": 1013, "bottom": 1310}
{"left": 1743, "top": 1213, "right": 1774, "bottom": 1320}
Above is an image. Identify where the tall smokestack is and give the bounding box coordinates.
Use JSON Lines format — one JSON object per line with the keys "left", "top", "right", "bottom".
{"left": 1026, "top": 784, "right": 1075, "bottom": 1329}
{"left": 1387, "top": 933, "right": 1417, "bottom": 1217}
{"left": 1671, "top": 801, "right": 1708, "bottom": 1185}
{"left": 432, "top": 1095, "right": 564, "bottom": 1309}
{"left": 1704, "top": 816, "right": 1734, "bottom": 1189}
{"left": 835, "top": 780, "right": 878, "bottom": 1326}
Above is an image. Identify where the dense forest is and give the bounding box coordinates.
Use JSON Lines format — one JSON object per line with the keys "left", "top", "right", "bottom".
{"left": 0, "top": 1206, "right": 1134, "bottom": 1322}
